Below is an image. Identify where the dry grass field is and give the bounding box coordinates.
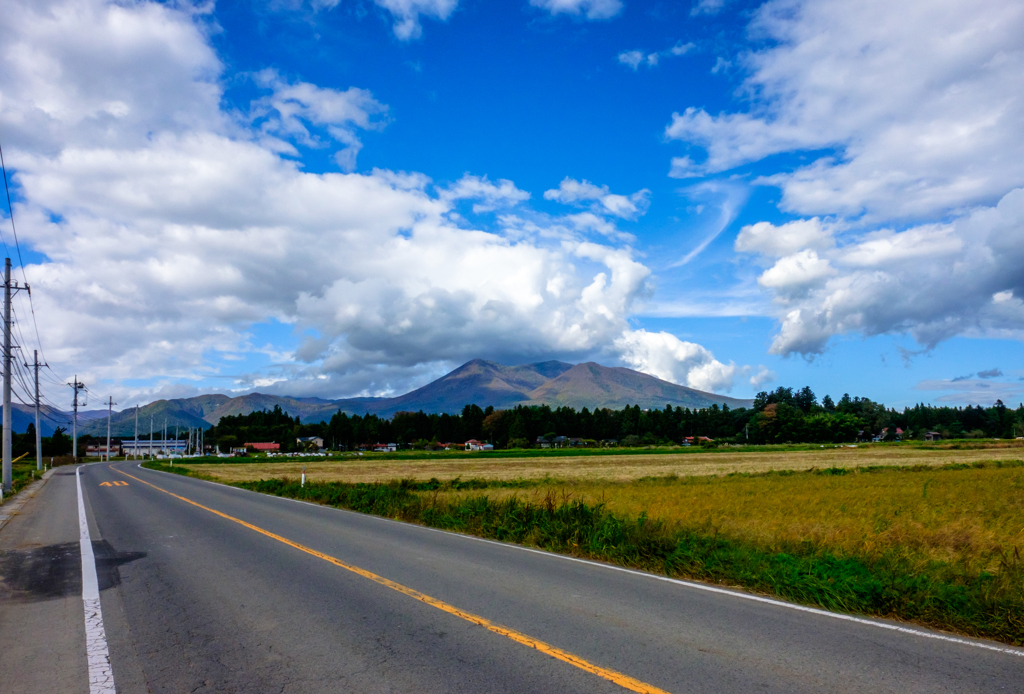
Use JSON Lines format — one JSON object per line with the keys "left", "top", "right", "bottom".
{"left": 184, "top": 442, "right": 1024, "bottom": 485}
{"left": 437, "top": 464, "right": 1024, "bottom": 571}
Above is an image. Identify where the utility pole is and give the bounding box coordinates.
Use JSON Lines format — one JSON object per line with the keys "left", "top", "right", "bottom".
{"left": 134, "top": 405, "right": 139, "bottom": 460}
{"left": 32, "top": 350, "right": 41, "bottom": 471}
{"left": 69, "top": 375, "right": 85, "bottom": 459}
{"left": 2, "top": 257, "right": 25, "bottom": 492}
{"left": 149, "top": 415, "right": 153, "bottom": 459}
{"left": 162, "top": 418, "right": 166, "bottom": 455}
{"left": 105, "top": 396, "right": 115, "bottom": 463}
{"left": 1, "top": 258, "right": 9, "bottom": 492}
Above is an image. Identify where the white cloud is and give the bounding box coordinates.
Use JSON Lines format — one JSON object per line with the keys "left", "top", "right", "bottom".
{"left": 735, "top": 217, "right": 835, "bottom": 258}
{"left": 619, "top": 42, "right": 695, "bottom": 71}
{"left": 614, "top": 329, "right": 744, "bottom": 393}
{"left": 372, "top": 0, "right": 458, "bottom": 40}
{"left": 0, "top": 0, "right": 741, "bottom": 405}
{"left": 757, "top": 249, "right": 835, "bottom": 296}
{"left": 665, "top": 0, "right": 1024, "bottom": 221}
{"left": 662, "top": 0, "right": 1024, "bottom": 358}
{"left": 530, "top": 0, "right": 623, "bottom": 21}
{"left": 750, "top": 366, "right": 775, "bottom": 388}
{"left": 690, "top": 0, "right": 726, "bottom": 16}
{"left": 544, "top": 177, "right": 650, "bottom": 219}
{"left": 737, "top": 187, "right": 1024, "bottom": 356}
{"left": 251, "top": 69, "right": 388, "bottom": 172}
{"left": 673, "top": 179, "right": 749, "bottom": 266}
{"left": 439, "top": 174, "right": 530, "bottom": 213}
{"left": 296, "top": 0, "right": 456, "bottom": 39}
{"left": 618, "top": 50, "right": 643, "bottom": 70}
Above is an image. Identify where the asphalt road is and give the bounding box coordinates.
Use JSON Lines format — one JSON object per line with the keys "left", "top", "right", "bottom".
{"left": 1, "top": 461, "right": 1023, "bottom": 693}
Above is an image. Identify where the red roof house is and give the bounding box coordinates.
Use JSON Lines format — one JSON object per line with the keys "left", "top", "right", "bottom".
{"left": 244, "top": 442, "right": 280, "bottom": 451}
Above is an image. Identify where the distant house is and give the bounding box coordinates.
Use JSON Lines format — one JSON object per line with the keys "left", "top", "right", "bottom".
{"left": 682, "top": 436, "right": 714, "bottom": 445}
{"left": 536, "top": 435, "right": 568, "bottom": 449}
{"left": 244, "top": 442, "right": 280, "bottom": 451}
{"left": 874, "top": 427, "right": 905, "bottom": 442}
{"left": 925, "top": 431, "right": 942, "bottom": 441}
{"left": 373, "top": 443, "right": 397, "bottom": 452}
{"left": 86, "top": 443, "right": 122, "bottom": 457}
{"left": 465, "top": 439, "right": 493, "bottom": 451}
{"left": 297, "top": 436, "right": 325, "bottom": 449}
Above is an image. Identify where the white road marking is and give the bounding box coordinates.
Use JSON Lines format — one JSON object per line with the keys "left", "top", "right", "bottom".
{"left": 137, "top": 463, "right": 1024, "bottom": 659}
{"left": 77, "top": 466, "right": 116, "bottom": 693}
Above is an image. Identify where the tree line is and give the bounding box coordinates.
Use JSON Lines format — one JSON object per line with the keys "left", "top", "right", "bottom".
{"left": 56, "top": 388, "right": 1024, "bottom": 454}
{"left": 195, "top": 389, "right": 1024, "bottom": 451}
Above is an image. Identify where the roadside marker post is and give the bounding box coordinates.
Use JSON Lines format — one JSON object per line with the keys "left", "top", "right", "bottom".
{"left": 301, "top": 467, "right": 306, "bottom": 487}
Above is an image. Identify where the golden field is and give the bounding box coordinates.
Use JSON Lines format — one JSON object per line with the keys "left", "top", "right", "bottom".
{"left": 438, "top": 464, "right": 1024, "bottom": 570}
{"left": 182, "top": 443, "right": 1024, "bottom": 573}
{"left": 184, "top": 442, "right": 1024, "bottom": 485}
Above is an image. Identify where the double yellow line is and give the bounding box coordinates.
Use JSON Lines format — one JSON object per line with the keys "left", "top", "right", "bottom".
{"left": 113, "top": 466, "right": 672, "bottom": 694}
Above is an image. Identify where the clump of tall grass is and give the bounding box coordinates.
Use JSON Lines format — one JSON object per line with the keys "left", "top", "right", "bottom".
{"left": 233, "top": 475, "right": 1024, "bottom": 645}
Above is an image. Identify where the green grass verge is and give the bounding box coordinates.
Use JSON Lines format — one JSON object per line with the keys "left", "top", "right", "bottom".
{"left": 143, "top": 460, "right": 1024, "bottom": 644}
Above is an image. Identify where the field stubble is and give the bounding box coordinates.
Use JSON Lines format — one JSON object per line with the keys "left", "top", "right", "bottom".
{"left": 185, "top": 443, "right": 1024, "bottom": 485}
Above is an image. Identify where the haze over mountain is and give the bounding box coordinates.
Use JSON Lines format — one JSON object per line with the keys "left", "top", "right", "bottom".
{"left": 48, "top": 359, "right": 753, "bottom": 437}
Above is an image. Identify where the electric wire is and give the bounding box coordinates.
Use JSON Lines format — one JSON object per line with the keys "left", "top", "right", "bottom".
{"left": 0, "top": 137, "right": 48, "bottom": 366}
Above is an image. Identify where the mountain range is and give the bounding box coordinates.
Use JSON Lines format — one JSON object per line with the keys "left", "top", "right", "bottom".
{"left": 10, "top": 359, "right": 753, "bottom": 437}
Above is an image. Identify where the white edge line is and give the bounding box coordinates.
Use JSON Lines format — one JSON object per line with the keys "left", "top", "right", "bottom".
{"left": 77, "top": 465, "right": 117, "bottom": 693}
{"left": 132, "top": 462, "right": 1024, "bottom": 658}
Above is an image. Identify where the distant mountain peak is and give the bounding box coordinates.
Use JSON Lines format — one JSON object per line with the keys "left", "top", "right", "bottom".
{"left": 66, "top": 358, "right": 751, "bottom": 437}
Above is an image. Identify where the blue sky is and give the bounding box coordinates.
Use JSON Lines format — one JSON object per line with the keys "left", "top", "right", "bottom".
{"left": 1, "top": 0, "right": 1023, "bottom": 411}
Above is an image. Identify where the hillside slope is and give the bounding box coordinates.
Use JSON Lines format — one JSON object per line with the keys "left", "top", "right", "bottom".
{"left": 524, "top": 362, "right": 753, "bottom": 410}
{"left": 66, "top": 358, "right": 752, "bottom": 436}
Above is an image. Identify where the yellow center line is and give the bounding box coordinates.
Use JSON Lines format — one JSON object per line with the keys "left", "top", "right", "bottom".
{"left": 111, "top": 466, "right": 672, "bottom": 694}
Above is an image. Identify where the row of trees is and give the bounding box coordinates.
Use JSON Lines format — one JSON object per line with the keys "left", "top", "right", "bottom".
{"left": 51, "top": 388, "right": 1022, "bottom": 454}
{"left": 233, "top": 388, "right": 1022, "bottom": 450}
{"left": 11, "top": 424, "right": 74, "bottom": 458}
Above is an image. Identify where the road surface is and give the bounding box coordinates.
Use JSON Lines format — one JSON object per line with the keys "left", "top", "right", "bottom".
{"left": 0, "top": 461, "right": 1022, "bottom": 693}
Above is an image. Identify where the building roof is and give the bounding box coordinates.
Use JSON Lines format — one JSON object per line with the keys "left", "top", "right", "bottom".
{"left": 244, "top": 442, "right": 280, "bottom": 450}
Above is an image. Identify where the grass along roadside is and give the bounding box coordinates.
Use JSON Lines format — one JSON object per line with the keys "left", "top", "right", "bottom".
{"left": 145, "top": 459, "right": 1024, "bottom": 645}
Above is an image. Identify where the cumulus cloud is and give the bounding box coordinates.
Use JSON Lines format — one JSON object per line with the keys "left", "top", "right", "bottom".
{"left": 439, "top": 174, "right": 530, "bottom": 213}
{"left": 530, "top": 0, "right": 623, "bottom": 20}
{"left": 544, "top": 177, "right": 650, "bottom": 219}
{"left": 736, "top": 188, "right": 1024, "bottom": 355}
{"left": 614, "top": 329, "right": 744, "bottom": 393}
{"left": 251, "top": 69, "right": 388, "bottom": 171}
{"left": 735, "top": 217, "right": 835, "bottom": 258}
{"left": 661, "top": 0, "right": 1024, "bottom": 358}
{"left": 665, "top": 0, "right": 1024, "bottom": 221}
{"left": 0, "top": 0, "right": 741, "bottom": 405}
